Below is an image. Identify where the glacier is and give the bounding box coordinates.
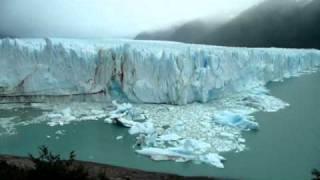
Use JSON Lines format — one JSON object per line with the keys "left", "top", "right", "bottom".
{"left": 0, "top": 38, "right": 319, "bottom": 104}
{"left": 0, "top": 38, "right": 320, "bottom": 168}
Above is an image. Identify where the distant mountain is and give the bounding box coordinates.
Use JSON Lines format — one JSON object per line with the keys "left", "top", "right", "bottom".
{"left": 135, "top": 26, "right": 176, "bottom": 41}
{"left": 200, "top": 0, "right": 320, "bottom": 48}
{"left": 136, "top": 0, "right": 320, "bottom": 49}
{"left": 0, "top": 34, "right": 12, "bottom": 38}
{"left": 136, "top": 19, "right": 226, "bottom": 43}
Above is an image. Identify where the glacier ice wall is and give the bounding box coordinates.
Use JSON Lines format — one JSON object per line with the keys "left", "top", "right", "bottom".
{"left": 0, "top": 38, "right": 319, "bottom": 104}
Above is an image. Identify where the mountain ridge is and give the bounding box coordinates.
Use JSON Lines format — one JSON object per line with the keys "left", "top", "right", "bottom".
{"left": 135, "top": 0, "right": 320, "bottom": 49}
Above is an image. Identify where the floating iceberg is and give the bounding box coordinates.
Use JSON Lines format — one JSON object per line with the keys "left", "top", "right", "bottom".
{"left": 129, "top": 121, "right": 154, "bottom": 135}
{"left": 213, "top": 111, "right": 258, "bottom": 131}
{"left": 104, "top": 100, "right": 146, "bottom": 127}
{"left": 136, "top": 139, "right": 226, "bottom": 168}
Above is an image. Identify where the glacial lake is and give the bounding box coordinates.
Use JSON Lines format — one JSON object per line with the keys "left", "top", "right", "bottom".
{"left": 0, "top": 72, "right": 319, "bottom": 180}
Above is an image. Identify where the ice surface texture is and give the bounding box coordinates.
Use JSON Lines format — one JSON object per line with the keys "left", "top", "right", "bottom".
{"left": 1, "top": 38, "right": 319, "bottom": 104}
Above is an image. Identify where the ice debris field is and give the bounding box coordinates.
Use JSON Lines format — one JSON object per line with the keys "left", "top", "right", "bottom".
{"left": 0, "top": 38, "right": 320, "bottom": 168}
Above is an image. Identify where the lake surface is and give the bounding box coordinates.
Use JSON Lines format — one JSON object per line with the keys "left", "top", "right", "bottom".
{"left": 0, "top": 72, "right": 319, "bottom": 180}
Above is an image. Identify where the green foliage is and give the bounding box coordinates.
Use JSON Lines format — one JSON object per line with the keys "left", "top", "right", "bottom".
{"left": 27, "top": 146, "right": 88, "bottom": 180}
{"left": 0, "top": 146, "right": 213, "bottom": 180}
{"left": 0, "top": 146, "right": 110, "bottom": 180}
{"left": 312, "top": 168, "right": 320, "bottom": 180}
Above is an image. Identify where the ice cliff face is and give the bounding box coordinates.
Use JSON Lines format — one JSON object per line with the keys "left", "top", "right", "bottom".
{"left": 0, "top": 38, "right": 319, "bottom": 104}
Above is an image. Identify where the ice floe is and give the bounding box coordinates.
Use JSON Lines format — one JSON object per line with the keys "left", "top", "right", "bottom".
{"left": 213, "top": 111, "right": 258, "bottom": 131}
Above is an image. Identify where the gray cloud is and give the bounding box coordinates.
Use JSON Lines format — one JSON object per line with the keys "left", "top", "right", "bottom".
{"left": 0, "top": 0, "right": 263, "bottom": 38}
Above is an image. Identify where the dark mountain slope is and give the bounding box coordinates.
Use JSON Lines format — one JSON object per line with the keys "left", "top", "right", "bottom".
{"left": 136, "top": 19, "right": 225, "bottom": 43}
{"left": 200, "top": 0, "right": 320, "bottom": 48}
{"left": 136, "top": 0, "right": 320, "bottom": 49}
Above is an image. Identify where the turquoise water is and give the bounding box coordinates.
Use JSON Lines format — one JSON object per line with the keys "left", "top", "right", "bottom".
{"left": 0, "top": 72, "right": 320, "bottom": 180}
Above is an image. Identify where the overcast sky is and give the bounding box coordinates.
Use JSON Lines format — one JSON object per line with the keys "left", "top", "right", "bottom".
{"left": 0, "top": 0, "right": 263, "bottom": 38}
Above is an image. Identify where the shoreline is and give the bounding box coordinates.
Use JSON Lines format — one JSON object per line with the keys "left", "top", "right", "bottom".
{"left": 0, "top": 154, "right": 227, "bottom": 180}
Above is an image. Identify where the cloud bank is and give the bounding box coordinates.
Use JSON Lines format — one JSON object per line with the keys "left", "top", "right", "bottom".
{"left": 0, "top": 0, "right": 262, "bottom": 38}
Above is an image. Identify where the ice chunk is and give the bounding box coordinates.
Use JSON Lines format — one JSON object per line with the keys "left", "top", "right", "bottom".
{"left": 199, "top": 153, "right": 225, "bottom": 168}
{"left": 47, "top": 108, "right": 77, "bottom": 126}
{"left": 104, "top": 101, "right": 146, "bottom": 128}
{"left": 0, "top": 117, "right": 18, "bottom": 136}
{"left": 182, "top": 139, "right": 212, "bottom": 155}
{"left": 157, "top": 133, "right": 181, "bottom": 141}
{"left": 136, "top": 139, "right": 225, "bottom": 168}
{"left": 111, "top": 101, "right": 133, "bottom": 114}
{"left": 239, "top": 87, "right": 289, "bottom": 112}
{"left": 214, "top": 111, "right": 259, "bottom": 131}
{"left": 113, "top": 117, "right": 137, "bottom": 128}
{"left": 55, "top": 130, "right": 65, "bottom": 135}
{"left": 43, "top": 103, "right": 109, "bottom": 127}
{"left": 116, "top": 136, "right": 123, "bottom": 140}
{"left": 129, "top": 121, "right": 154, "bottom": 135}
{"left": 136, "top": 147, "right": 195, "bottom": 161}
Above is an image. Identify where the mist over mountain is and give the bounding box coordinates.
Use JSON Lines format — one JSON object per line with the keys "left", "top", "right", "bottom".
{"left": 135, "top": 19, "right": 227, "bottom": 43}
{"left": 0, "top": 34, "right": 15, "bottom": 38}
{"left": 135, "top": 0, "right": 320, "bottom": 49}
